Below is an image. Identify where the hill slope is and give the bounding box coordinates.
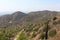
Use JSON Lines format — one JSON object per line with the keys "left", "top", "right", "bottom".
{"left": 0, "top": 10, "right": 60, "bottom": 40}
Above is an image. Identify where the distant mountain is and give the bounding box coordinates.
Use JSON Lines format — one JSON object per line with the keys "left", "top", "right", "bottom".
{"left": 0, "top": 10, "right": 58, "bottom": 28}
{"left": 0, "top": 11, "right": 26, "bottom": 27}
{"left": 20, "top": 10, "right": 57, "bottom": 22}
{"left": 11, "top": 11, "right": 26, "bottom": 21}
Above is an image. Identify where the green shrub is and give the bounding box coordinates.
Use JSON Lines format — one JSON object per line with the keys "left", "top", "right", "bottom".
{"left": 49, "top": 29, "right": 57, "bottom": 37}
{"left": 32, "top": 31, "right": 36, "bottom": 38}
{"left": 17, "top": 31, "right": 28, "bottom": 40}
{"left": 0, "top": 32, "right": 8, "bottom": 40}
{"left": 33, "top": 27, "right": 39, "bottom": 32}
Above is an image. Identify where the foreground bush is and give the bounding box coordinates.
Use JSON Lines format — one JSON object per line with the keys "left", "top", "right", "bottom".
{"left": 49, "top": 29, "right": 57, "bottom": 37}
{"left": 17, "top": 31, "right": 28, "bottom": 40}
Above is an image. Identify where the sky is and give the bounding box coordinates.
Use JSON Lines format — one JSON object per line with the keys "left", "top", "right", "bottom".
{"left": 0, "top": 0, "right": 60, "bottom": 14}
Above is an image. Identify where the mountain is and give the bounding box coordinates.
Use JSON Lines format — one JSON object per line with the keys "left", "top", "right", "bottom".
{"left": 0, "top": 10, "right": 58, "bottom": 27}
{"left": 0, "top": 10, "right": 60, "bottom": 40}
{"left": 20, "top": 10, "right": 57, "bottom": 22}
{"left": 11, "top": 11, "right": 26, "bottom": 21}
{"left": 0, "top": 11, "right": 26, "bottom": 27}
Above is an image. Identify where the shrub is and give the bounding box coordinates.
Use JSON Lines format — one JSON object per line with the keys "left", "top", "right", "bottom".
{"left": 33, "top": 27, "right": 39, "bottom": 32}
{"left": 17, "top": 31, "right": 28, "bottom": 40}
{"left": 53, "top": 17, "right": 57, "bottom": 20}
{"left": 32, "top": 31, "right": 36, "bottom": 38}
{"left": 0, "top": 33, "right": 8, "bottom": 40}
{"left": 49, "top": 29, "right": 57, "bottom": 37}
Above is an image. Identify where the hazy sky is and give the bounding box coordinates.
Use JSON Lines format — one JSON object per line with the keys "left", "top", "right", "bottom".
{"left": 0, "top": 0, "right": 60, "bottom": 12}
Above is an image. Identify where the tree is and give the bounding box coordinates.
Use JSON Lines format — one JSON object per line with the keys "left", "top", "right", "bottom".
{"left": 39, "top": 20, "right": 50, "bottom": 40}
{"left": 44, "top": 20, "right": 50, "bottom": 40}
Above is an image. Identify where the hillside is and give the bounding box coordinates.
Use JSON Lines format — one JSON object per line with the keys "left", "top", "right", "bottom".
{"left": 0, "top": 10, "right": 60, "bottom": 40}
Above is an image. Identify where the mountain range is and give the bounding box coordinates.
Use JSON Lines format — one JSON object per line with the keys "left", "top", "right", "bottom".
{"left": 0, "top": 10, "right": 60, "bottom": 40}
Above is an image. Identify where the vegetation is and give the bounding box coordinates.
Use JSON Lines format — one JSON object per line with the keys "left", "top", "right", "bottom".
{"left": 53, "top": 17, "right": 57, "bottom": 20}
{"left": 17, "top": 31, "right": 28, "bottom": 40}
{"left": 0, "top": 33, "right": 8, "bottom": 40}
{"left": 0, "top": 11, "right": 59, "bottom": 40}
{"left": 32, "top": 31, "right": 36, "bottom": 38}
{"left": 49, "top": 29, "right": 57, "bottom": 37}
{"left": 39, "top": 33, "right": 45, "bottom": 39}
